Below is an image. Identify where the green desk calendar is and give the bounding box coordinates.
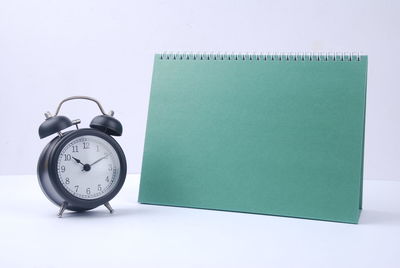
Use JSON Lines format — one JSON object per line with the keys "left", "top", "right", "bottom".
{"left": 139, "top": 53, "right": 368, "bottom": 223}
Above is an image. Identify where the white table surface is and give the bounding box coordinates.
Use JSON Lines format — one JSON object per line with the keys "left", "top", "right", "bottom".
{"left": 1, "top": 175, "right": 399, "bottom": 268}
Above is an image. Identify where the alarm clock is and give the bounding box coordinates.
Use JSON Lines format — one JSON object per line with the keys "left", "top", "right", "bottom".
{"left": 37, "top": 96, "right": 127, "bottom": 217}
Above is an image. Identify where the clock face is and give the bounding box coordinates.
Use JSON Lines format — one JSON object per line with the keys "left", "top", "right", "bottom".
{"left": 56, "top": 135, "right": 121, "bottom": 200}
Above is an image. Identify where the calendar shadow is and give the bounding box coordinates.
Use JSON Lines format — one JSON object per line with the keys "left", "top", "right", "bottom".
{"left": 359, "top": 209, "right": 400, "bottom": 226}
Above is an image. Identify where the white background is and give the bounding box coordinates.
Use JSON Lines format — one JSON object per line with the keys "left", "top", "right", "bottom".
{"left": 0, "top": 0, "right": 399, "bottom": 180}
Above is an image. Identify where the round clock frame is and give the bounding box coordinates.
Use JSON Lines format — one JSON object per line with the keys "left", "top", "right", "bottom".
{"left": 38, "top": 129, "right": 127, "bottom": 212}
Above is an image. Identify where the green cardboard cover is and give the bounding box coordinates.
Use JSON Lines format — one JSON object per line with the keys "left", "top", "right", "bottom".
{"left": 139, "top": 53, "right": 368, "bottom": 223}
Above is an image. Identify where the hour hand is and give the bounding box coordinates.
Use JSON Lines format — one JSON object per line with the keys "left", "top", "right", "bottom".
{"left": 72, "top": 157, "right": 84, "bottom": 166}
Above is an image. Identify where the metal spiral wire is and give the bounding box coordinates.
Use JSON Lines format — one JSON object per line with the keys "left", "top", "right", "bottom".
{"left": 159, "top": 52, "right": 362, "bottom": 61}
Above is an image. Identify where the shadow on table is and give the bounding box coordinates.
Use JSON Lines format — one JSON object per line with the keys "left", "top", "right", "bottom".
{"left": 60, "top": 206, "right": 154, "bottom": 219}
{"left": 360, "top": 209, "right": 400, "bottom": 225}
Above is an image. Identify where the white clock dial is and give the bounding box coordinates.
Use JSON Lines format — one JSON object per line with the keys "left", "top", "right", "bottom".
{"left": 56, "top": 135, "right": 121, "bottom": 200}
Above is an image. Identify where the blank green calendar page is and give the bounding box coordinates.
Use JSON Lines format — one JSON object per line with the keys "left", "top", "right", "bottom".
{"left": 139, "top": 54, "right": 368, "bottom": 223}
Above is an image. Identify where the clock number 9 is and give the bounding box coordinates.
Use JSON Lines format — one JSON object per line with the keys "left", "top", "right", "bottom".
{"left": 61, "top": 166, "right": 66, "bottom": 173}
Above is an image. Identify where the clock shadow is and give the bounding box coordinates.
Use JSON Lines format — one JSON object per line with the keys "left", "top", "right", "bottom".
{"left": 59, "top": 206, "right": 154, "bottom": 219}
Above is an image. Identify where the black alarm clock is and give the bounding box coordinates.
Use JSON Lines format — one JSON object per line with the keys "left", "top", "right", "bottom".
{"left": 37, "top": 96, "right": 127, "bottom": 217}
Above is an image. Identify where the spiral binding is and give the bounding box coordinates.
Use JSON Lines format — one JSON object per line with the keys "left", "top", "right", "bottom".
{"left": 158, "top": 52, "right": 364, "bottom": 61}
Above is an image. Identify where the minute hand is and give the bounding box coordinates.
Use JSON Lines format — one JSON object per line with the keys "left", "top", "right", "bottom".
{"left": 90, "top": 154, "right": 110, "bottom": 167}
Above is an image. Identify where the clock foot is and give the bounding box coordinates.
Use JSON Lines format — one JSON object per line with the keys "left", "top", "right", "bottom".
{"left": 104, "top": 202, "right": 114, "bottom": 214}
{"left": 57, "top": 202, "right": 68, "bottom": 218}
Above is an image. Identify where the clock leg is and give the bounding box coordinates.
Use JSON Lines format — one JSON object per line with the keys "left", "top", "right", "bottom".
{"left": 57, "top": 202, "right": 68, "bottom": 218}
{"left": 104, "top": 202, "right": 114, "bottom": 214}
